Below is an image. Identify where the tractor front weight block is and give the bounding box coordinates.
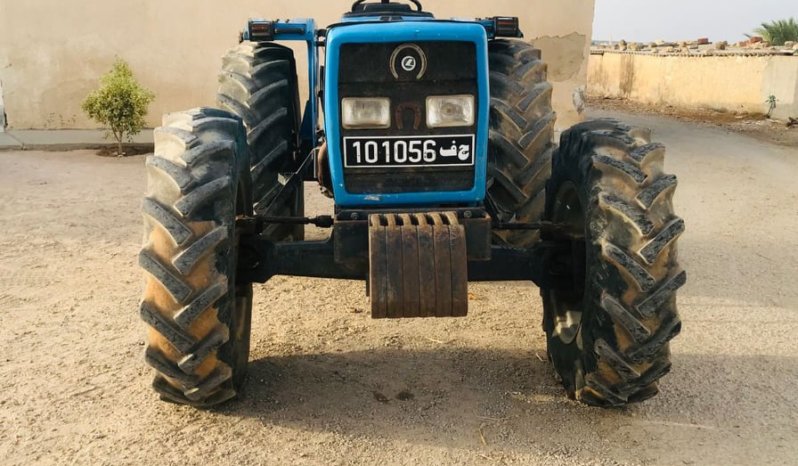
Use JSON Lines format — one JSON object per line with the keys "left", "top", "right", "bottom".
{"left": 237, "top": 209, "right": 578, "bottom": 318}
{"left": 368, "top": 212, "right": 468, "bottom": 318}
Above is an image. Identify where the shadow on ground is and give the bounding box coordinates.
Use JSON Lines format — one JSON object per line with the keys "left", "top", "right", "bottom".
{"left": 211, "top": 346, "right": 798, "bottom": 458}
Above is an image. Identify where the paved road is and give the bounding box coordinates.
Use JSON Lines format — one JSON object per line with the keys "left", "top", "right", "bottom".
{"left": 0, "top": 110, "right": 796, "bottom": 465}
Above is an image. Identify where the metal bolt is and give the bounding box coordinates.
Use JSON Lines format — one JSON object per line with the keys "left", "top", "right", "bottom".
{"left": 351, "top": 212, "right": 360, "bottom": 220}
{"left": 463, "top": 210, "right": 473, "bottom": 219}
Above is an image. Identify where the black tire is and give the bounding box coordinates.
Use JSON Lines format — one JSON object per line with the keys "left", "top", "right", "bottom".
{"left": 486, "top": 39, "right": 556, "bottom": 248}
{"left": 217, "top": 41, "right": 304, "bottom": 240}
{"left": 542, "top": 119, "right": 686, "bottom": 407}
{"left": 140, "top": 108, "right": 253, "bottom": 407}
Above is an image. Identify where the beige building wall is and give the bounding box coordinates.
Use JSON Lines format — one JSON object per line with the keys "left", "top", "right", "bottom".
{"left": 588, "top": 52, "right": 798, "bottom": 120}
{"left": 0, "top": 0, "right": 595, "bottom": 130}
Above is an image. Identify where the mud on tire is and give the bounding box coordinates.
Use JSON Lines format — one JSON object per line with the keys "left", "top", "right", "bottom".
{"left": 217, "top": 41, "right": 303, "bottom": 240}
{"left": 543, "top": 119, "right": 686, "bottom": 407}
{"left": 487, "top": 39, "right": 556, "bottom": 247}
{"left": 139, "top": 108, "right": 253, "bottom": 407}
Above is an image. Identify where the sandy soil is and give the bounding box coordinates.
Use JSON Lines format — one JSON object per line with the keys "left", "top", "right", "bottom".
{"left": 589, "top": 97, "right": 798, "bottom": 148}
{"left": 1, "top": 110, "right": 797, "bottom": 465}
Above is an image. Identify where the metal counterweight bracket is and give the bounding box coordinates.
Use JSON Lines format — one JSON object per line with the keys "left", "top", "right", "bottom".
{"left": 237, "top": 215, "right": 334, "bottom": 235}
{"left": 237, "top": 216, "right": 576, "bottom": 237}
{"left": 492, "top": 221, "right": 583, "bottom": 239}
{"left": 235, "top": 207, "right": 582, "bottom": 297}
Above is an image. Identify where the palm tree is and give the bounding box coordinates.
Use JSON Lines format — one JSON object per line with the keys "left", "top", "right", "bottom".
{"left": 750, "top": 18, "right": 798, "bottom": 46}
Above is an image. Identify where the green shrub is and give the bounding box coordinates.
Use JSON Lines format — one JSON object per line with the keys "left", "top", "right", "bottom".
{"left": 751, "top": 18, "right": 798, "bottom": 46}
{"left": 82, "top": 59, "right": 155, "bottom": 156}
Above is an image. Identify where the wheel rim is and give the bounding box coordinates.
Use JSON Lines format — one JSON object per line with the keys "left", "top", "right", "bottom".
{"left": 547, "top": 182, "right": 587, "bottom": 346}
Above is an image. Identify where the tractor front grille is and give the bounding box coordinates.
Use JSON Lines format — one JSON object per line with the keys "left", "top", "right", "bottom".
{"left": 338, "top": 41, "right": 478, "bottom": 195}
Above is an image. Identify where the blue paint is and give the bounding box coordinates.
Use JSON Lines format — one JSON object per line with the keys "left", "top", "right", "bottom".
{"left": 324, "top": 21, "right": 490, "bottom": 208}
{"left": 337, "top": 16, "right": 514, "bottom": 39}
{"left": 241, "top": 16, "right": 496, "bottom": 208}
{"left": 244, "top": 19, "right": 319, "bottom": 149}
{"left": 339, "top": 15, "right": 437, "bottom": 24}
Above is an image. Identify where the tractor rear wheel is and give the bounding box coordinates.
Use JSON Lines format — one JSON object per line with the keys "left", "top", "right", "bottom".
{"left": 140, "top": 108, "right": 253, "bottom": 407}
{"left": 487, "top": 39, "right": 556, "bottom": 248}
{"left": 542, "top": 120, "right": 686, "bottom": 407}
{"left": 217, "top": 41, "right": 304, "bottom": 241}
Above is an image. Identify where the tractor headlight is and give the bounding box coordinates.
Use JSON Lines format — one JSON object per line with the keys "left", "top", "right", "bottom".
{"left": 342, "top": 97, "right": 391, "bottom": 129}
{"left": 426, "top": 95, "right": 475, "bottom": 128}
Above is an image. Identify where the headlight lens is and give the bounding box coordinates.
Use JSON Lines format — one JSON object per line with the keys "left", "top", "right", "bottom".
{"left": 426, "top": 95, "right": 475, "bottom": 128}
{"left": 342, "top": 97, "right": 391, "bottom": 129}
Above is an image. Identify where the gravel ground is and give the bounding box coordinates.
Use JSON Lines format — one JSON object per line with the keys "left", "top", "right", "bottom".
{"left": 1, "top": 110, "right": 797, "bottom": 465}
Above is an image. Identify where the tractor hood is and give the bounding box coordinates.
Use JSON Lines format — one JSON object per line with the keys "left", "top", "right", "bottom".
{"left": 323, "top": 21, "right": 491, "bottom": 207}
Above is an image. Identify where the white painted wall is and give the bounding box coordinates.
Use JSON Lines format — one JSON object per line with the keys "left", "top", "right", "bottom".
{"left": 0, "top": 0, "right": 596, "bottom": 130}
{"left": 0, "top": 80, "right": 5, "bottom": 131}
{"left": 588, "top": 52, "right": 798, "bottom": 120}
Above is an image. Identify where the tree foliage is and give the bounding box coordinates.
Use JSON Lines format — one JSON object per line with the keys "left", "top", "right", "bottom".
{"left": 751, "top": 18, "right": 798, "bottom": 46}
{"left": 82, "top": 59, "right": 155, "bottom": 155}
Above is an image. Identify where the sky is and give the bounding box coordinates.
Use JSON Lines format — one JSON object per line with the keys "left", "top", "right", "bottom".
{"left": 593, "top": 0, "right": 797, "bottom": 43}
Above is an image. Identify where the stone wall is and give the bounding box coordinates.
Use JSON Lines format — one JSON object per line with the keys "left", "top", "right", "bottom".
{"left": 0, "top": 0, "right": 596, "bottom": 130}
{"left": 588, "top": 51, "right": 798, "bottom": 120}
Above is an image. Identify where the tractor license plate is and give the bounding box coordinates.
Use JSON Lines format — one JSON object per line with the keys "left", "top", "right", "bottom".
{"left": 343, "top": 135, "right": 475, "bottom": 168}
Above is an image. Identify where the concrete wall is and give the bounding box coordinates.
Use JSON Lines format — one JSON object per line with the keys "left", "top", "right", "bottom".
{"left": 588, "top": 51, "right": 798, "bottom": 120}
{"left": 0, "top": 79, "right": 5, "bottom": 131}
{"left": 0, "top": 0, "right": 596, "bottom": 130}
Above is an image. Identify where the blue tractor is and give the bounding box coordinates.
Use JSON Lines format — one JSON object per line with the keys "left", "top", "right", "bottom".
{"left": 139, "top": 1, "right": 686, "bottom": 408}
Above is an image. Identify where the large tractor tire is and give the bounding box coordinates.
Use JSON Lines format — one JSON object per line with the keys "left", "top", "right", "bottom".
{"left": 542, "top": 120, "right": 686, "bottom": 407}
{"left": 486, "top": 39, "right": 556, "bottom": 248}
{"left": 217, "top": 41, "right": 304, "bottom": 240}
{"left": 140, "top": 108, "right": 253, "bottom": 407}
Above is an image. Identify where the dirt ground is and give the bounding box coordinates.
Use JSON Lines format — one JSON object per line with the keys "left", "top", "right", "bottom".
{"left": 1, "top": 109, "right": 797, "bottom": 465}
{"left": 589, "top": 97, "right": 798, "bottom": 148}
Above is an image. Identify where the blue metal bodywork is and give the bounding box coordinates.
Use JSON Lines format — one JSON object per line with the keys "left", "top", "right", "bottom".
{"left": 325, "top": 21, "right": 489, "bottom": 207}
{"left": 243, "top": 14, "right": 499, "bottom": 208}
{"left": 243, "top": 18, "right": 320, "bottom": 149}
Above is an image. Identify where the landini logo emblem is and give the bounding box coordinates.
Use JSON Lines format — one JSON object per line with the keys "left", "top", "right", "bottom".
{"left": 390, "top": 43, "right": 427, "bottom": 80}
{"left": 401, "top": 56, "right": 417, "bottom": 72}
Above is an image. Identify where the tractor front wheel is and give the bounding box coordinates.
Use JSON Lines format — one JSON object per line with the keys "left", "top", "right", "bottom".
{"left": 542, "top": 120, "right": 686, "bottom": 407}
{"left": 139, "top": 108, "right": 253, "bottom": 407}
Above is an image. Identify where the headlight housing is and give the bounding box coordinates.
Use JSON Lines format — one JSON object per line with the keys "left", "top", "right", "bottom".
{"left": 342, "top": 97, "right": 391, "bottom": 129}
{"left": 426, "top": 95, "right": 475, "bottom": 128}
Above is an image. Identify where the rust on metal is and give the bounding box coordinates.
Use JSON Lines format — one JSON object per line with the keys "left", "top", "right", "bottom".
{"left": 384, "top": 221, "right": 404, "bottom": 318}
{"left": 448, "top": 224, "right": 469, "bottom": 317}
{"left": 369, "top": 212, "right": 468, "bottom": 319}
{"left": 417, "top": 223, "right": 436, "bottom": 317}
{"left": 368, "top": 215, "right": 388, "bottom": 319}
{"left": 400, "top": 219, "right": 421, "bottom": 318}
{"left": 433, "top": 224, "right": 453, "bottom": 317}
